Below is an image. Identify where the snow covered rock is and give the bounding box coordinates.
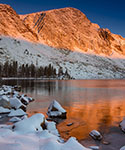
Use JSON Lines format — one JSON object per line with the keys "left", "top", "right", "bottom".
{"left": 89, "top": 130, "right": 102, "bottom": 140}
{"left": 1, "top": 85, "right": 12, "bottom": 94}
{"left": 39, "top": 136, "right": 90, "bottom": 150}
{"left": 8, "top": 109, "right": 27, "bottom": 117}
{"left": 12, "top": 91, "right": 20, "bottom": 98}
{"left": 39, "top": 130, "right": 59, "bottom": 140}
{"left": 9, "top": 97, "right": 26, "bottom": 111}
{"left": 62, "top": 137, "right": 91, "bottom": 150}
{"left": 120, "top": 146, "right": 125, "bottom": 150}
{"left": 0, "top": 90, "right": 4, "bottom": 95}
{"left": 9, "top": 115, "right": 28, "bottom": 123}
{"left": 119, "top": 118, "right": 125, "bottom": 132}
{"left": 13, "top": 113, "right": 45, "bottom": 134}
{"left": 9, "top": 117, "right": 22, "bottom": 122}
{"left": 45, "top": 120, "right": 59, "bottom": 136}
{"left": 20, "top": 94, "right": 34, "bottom": 105}
{"left": 0, "top": 127, "right": 90, "bottom": 150}
{"left": 47, "top": 100, "right": 67, "bottom": 119}
{"left": 0, "top": 95, "right": 11, "bottom": 109}
{"left": 13, "top": 85, "right": 21, "bottom": 92}
{"left": 89, "top": 146, "right": 99, "bottom": 150}
{"left": 0, "top": 106, "right": 11, "bottom": 114}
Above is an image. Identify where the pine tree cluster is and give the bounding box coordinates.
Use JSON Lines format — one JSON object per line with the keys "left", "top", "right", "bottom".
{"left": 0, "top": 61, "right": 71, "bottom": 79}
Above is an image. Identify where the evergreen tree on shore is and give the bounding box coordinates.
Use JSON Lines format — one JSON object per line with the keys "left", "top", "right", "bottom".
{"left": 0, "top": 61, "right": 71, "bottom": 79}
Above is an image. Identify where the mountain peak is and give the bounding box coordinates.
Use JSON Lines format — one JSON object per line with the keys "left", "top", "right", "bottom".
{"left": 0, "top": 3, "right": 38, "bottom": 41}
{"left": 0, "top": 4, "right": 125, "bottom": 55}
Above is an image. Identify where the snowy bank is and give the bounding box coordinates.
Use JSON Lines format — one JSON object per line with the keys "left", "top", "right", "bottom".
{"left": 0, "top": 113, "right": 91, "bottom": 150}
{"left": 0, "top": 85, "right": 91, "bottom": 150}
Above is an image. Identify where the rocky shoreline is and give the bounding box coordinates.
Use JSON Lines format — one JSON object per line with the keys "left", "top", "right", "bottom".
{"left": 0, "top": 85, "right": 90, "bottom": 150}
{"left": 0, "top": 85, "right": 125, "bottom": 150}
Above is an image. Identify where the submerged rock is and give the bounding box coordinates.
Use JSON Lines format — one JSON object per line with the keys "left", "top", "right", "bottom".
{"left": 47, "top": 100, "right": 67, "bottom": 119}
{"left": 102, "top": 141, "right": 110, "bottom": 145}
{"left": 67, "top": 123, "right": 73, "bottom": 126}
{"left": 89, "top": 130, "right": 102, "bottom": 140}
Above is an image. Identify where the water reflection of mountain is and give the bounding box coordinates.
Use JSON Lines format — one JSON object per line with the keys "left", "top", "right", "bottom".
{"left": 1, "top": 79, "right": 125, "bottom": 140}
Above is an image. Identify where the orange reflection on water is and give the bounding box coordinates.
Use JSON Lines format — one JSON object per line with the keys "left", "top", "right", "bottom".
{"left": 57, "top": 99, "right": 125, "bottom": 140}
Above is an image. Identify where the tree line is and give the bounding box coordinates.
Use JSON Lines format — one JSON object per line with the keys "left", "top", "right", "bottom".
{"left": 0, "top": 61, "right": 71, "bottom": 79}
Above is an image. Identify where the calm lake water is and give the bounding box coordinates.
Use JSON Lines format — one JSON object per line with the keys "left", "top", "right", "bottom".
{"left": 2, "top": 79, "right": 125, "bottom": 140}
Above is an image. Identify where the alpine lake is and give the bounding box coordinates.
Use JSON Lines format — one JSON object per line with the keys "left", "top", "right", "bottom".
{"left": 1, "top": 79, "right": 125, "bottom": 149}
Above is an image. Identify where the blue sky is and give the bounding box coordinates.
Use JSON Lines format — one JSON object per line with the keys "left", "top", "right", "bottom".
{"left": 0, "top": 0, "right": 125, "bottom": 37}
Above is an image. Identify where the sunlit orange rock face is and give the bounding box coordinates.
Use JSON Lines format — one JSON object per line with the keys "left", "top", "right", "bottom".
{"left": 0, "top": 4, "right": 38, "bottom": 41}
{"left": 0, "top": 4, "right": 125, "bottom": 55}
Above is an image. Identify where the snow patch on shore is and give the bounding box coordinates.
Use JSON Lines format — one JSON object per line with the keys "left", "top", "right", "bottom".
{"left": 0, "top": 113, "right": 90, "bottom": 150}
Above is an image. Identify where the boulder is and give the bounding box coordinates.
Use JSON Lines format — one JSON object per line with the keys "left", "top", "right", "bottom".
{"left": 13, "top": 85, "right": 21, "bottom": 92}
{"left": 9, "top": 117, "right": 22, "bottom": 122}
{"left": 47, "top": 100, "right": 67, "bottom": 119}
{"left": 0, "top": 90, "right": 4, "bottom": 96}
{"left": 20, "top": 94, "right": 34, "bottom": 105}
{"left": 8, "top": 109, "right": 27, "bottom": 117}
{"left": 20, "top": 95, "right": 29, "bottom": 105}
{"left": 2, "top": 85, "right": 12, "bottom": 95}
{"left": 0, "top": 106, "right": 11, "bottom": 114}
{"left": 119, "top": 118, "right": 125, "bottom": 132}
{"left": 89, "top": 146, "right": 99, "bottom": 150}
{"left": 13, "top": 113, "right": 45, "bottom": 134}
{"left": 45, "top": 120, "right": 60, "bottom": 136}
{"left": 89, "top": 130, "right": 102, "bottom": 140}
{"left": 9, "top": 97, "right": 26, "bottom": 112}
{"left": 120, "top": 146, "right": 125, "bottom": 150}
{"left": 0, "top": 95, "right": 11, "bottom": 109}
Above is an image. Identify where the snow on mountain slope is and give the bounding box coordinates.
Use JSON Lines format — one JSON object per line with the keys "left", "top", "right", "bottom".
{"left": 0, "top": 36, "right": 125, "bottom": 79}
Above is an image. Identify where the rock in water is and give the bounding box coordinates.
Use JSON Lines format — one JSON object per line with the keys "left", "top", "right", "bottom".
{"left": 89, "top": 130, "right": 102, "bottom": 140}
{"left": 89, "top": 146, "right": 99, "bottom": 150}
{"left": 9, "top": 97, "right": 26, "bottom": 112}
{"left": 0, "top": 95, "right": 11, "bottom": 109}
{"left": 119, "top": 118, "right": 125, "bottom": 132}
{"left": 9, "top": 117, "right": 22, "bottom": 123}
{"left": 67, "top": 123, "right": 73, "bottom": 126}
{"left": 0, "top": 106, "right": 11, "bottom": 114}
{"left": 8, "top": 109, "right": 27, "bottom": 117}
{"left": 47, "top": 100, "right": 67, "bottom": 119}
{"left": 120, "top": 146, "right": 125, "bottom": 150}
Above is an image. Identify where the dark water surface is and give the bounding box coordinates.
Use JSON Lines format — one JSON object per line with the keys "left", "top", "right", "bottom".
{"left": 2, "top": 79, "right": 125, "bottom": 141}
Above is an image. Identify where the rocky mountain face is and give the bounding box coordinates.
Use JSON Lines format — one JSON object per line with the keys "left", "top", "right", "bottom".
{"left": 0, "top": 4, "right": 38, "bottom": 41}
{"left": 0, "top": 4, "right": 125, "bottom": 56}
